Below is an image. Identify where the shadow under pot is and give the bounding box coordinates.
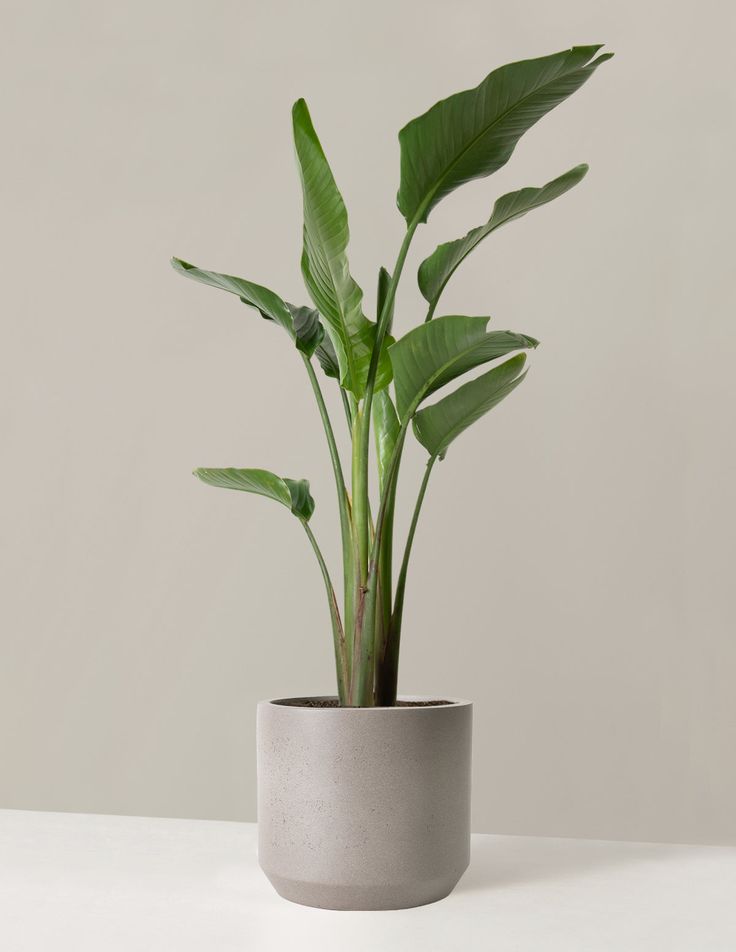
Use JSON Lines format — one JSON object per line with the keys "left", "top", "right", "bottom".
{"left": 257, "top": 696, "right": 472, "bottom": 910}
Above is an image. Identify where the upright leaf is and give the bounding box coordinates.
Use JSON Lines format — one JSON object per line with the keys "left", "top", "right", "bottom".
{"left": 372, "top": 389, "right": 400, "bottom": 493}
{"left": 397, "top": 46, "right": 612, "bottom": 225}
{"left": 412, "top": 354, "right": 527, "bottom": 459}
{"left": 193, "top": 467, "right": 315, "bottom": 521}
{"left": 390, "top": 314, "right": 537, "bottom": 422}
{"left": 377, "top": 266, "right": 395, "bottom": 335}
{"left": 418, "top": 164, "right": 589, "bottom": 310}
{"left": 292, "top": 99, "right": 392, "bottom": 395}
{"left": 171, "top": 257, "right": 323, "bottom": 357}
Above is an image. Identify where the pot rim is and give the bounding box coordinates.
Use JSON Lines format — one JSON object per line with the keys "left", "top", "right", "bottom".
{"left": 261, "top": 694, "right": 471, "bottom": 710}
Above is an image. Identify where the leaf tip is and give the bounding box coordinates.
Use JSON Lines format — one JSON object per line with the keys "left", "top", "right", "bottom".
{"left": 292, "top": 97, "right": 309, "bottom": 124}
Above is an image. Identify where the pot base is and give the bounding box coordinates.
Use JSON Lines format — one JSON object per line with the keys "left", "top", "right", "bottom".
{"left": 264, "top": 869, "right": 465, "bottom": 911}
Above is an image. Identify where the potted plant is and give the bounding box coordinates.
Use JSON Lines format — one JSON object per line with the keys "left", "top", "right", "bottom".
{"left": 172, "top": 44, "right": 612, "bottom": 910}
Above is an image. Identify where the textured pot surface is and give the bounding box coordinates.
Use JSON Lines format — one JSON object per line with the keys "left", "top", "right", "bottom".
{"left": 257, "top": 696, "right": 472, "bottom": 910}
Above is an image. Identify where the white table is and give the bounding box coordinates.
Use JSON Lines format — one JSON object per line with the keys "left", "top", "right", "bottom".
{"left": 0, "top": 810, "right": 733, "bottom": 951}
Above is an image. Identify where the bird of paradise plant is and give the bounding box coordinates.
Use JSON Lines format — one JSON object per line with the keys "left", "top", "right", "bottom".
{"left": 172, "top": 44, "right": 612, "bottom": 706}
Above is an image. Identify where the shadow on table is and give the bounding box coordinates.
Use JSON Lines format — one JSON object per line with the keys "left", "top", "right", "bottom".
{"left": 455, "top": 834, "right": 691, "bottom": 894}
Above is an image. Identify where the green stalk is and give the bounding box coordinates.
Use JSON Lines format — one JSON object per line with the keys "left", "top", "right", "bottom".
{"left": 301, "top": 354, "right": 354, "bottom": 683}
{"left": 352, "top": 223, "right": 420, "bottom": 703}
{"left": 349, "top": 404, "right": 372, "bottom": 705}
{"left": 374, "top": 469, "right": 396, "bottom": 686}
{"left": 357, "top": 425, "right": 408, "bottom": 702}
{"left": 376, "top": 456, "right": 436, "bottom": 704}
{"left": 301, "top": 520, "right": 348, "bottom": 703}
{"left": 424, "top": 299, "right": 438, "bottom": 323}
{"left": 351, "top": 406, "right": 370, "bottom": 580}
{"left": 340, "top": 389, "right": 354, "bottom": 429}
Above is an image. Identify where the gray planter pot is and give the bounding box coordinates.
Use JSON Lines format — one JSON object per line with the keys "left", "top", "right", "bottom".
{"left": 257, "top": 696, "right": 472, "bottom": 910}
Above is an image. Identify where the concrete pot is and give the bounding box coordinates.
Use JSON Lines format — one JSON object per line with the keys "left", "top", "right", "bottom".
{"left": 257, "top": 696, "right": 472, "bottom": 910}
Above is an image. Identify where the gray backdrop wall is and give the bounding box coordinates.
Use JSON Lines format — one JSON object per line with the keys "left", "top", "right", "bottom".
{"left": 2, "top": 0, "right": 734, "bottom": 845}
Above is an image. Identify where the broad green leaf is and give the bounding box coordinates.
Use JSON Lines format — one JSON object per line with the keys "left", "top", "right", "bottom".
{"left": 171, "top": 257, "right": 323, "bottom": 357}
{"left": 397, "top": 46, "right": 612, "bottom": 225}
{"left": 418, "top": 164, "right": 589, "bottom": 310}
{"left": 390, "top": 314, "right": 537, "bottom": 422}
{"left": 412, "top": 354, "right": 527, "bottom": 459}
{"left": 193, "top": 467, "right": 315, "bottom": 521}
{"left": 292, "top": 99, "right": 392, "bottom": 395}
{"left": 372, "top": 389, "right": 400, "bottom": 493}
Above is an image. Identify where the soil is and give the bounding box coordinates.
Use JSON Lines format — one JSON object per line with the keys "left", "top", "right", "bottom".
{"left": 274, "top": 698, "right": 454, "bottom": 708}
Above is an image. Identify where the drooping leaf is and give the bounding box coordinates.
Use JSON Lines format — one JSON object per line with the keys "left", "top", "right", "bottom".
{"left": 372, "top": 389, "right": 400, "bottom": 493}
{"left": 285, "top": 303, "right": 326, "bottom": 356}
{"left": 292, "top": 99, "right": 392, "bottom": 395}
{"left": 193, "top": 467, "right": 315, "bottom": 521}
{"left": 390, "top": 314, "right": 537, "bottom": 422}
{"left": 315, "top": 332, "right": 340, "bottom": 379}
{"left": 418, "top": 164, "right": 589, "bottom": 310}
{"left": 397, "top": 46, "right": 612, "bottom": 225}
{"left": 171, "top": 257, "right": 323, "bottom": 357}
{"left": 412, "top": 353, "right": 528, "bottom": 459}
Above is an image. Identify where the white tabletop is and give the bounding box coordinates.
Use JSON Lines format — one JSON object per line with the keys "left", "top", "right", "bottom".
{"left": 0, "top": 809, "right": 733, "bottom": 951}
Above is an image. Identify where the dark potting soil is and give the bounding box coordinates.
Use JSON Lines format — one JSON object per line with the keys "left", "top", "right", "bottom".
{"left": 275, "top": 698, "right": 454, "bottom": 708}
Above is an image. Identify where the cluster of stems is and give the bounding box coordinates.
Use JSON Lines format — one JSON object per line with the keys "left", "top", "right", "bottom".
{"left": 302, "top": 223, "right": 430, "bottom": 706}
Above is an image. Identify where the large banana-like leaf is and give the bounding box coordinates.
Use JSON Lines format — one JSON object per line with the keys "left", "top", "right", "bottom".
{"left": 171, "top": 257, "right": 323, "bottom": 357}
{"left": 397, "top": 45, "right": 612, "bottom": 225}
{"left": 390, "top": 314, "right": 537, "bottom": 422}
{"left": 418, "top": 164, "right": 589, "bottom": 310}
{"left": 193, "top": 467, "right": 315, "bottom": 521}
{"left": 412, "top": 353, "right": 527, "bottom": 459}
{"left": 292, "top": 99, "right": 391, "bottom": 396}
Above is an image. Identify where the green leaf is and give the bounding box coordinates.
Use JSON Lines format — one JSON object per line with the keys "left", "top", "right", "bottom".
{"left": 389, "top": 314, "right": 537, "bottom": 422}
{"left": 193, "top": 467, "right": 315, "bottom": 521}
{"left": 171, "top": 257, "right": 323, "bottom": 357}
{"left": 315, "top": 332, "right": 340, "bottom": 379}
{"left": 292, "top": 99, "right": 392, "bottom": 395}
{"left": 285, "top": 303, "right": 326, "bottom": 357}
{"left": 397, "top": 46, "right": 612, "bottom": 225}
{"left": 412, "top": 354, "right": 528, "bottom": 459}
{"left": 418, "top": 164, "right": 589, "bottom": 310}
{"left": 377, "top": 266, "right": 395, "bottom": 335}
{"left": 372, "top": 389, "right": 400, "bottom": 493}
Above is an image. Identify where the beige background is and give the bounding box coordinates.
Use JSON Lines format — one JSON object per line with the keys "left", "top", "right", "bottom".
{"left": 2, "top": 0, "right": 734, "bottom": 845}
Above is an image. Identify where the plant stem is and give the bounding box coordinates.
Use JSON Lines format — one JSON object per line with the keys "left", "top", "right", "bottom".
{"left": 301, "top": 354, "right": 354, "bottom": 682}
{"left": 349, "top": 404, "right": 372, "bottom": 705}
{"left": 301, "top": 520, "right": 348, "bottom": 703}
{"left": 424, "top": 299, "right": 438, "bottom": 323}
{"left": 352, "top": 223, "right": 419, "bottom": 704}
{"left": 340, "top": 389, "right": 354, "bottom": 428}
{"left": 351, "top": 406, "right": 370, "bottom": 581}
{"left": 352, "top": 423, "right": 409, "bottom": 704}
{"left": 376, "top": 455, "right": 437, "bottom": 704}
